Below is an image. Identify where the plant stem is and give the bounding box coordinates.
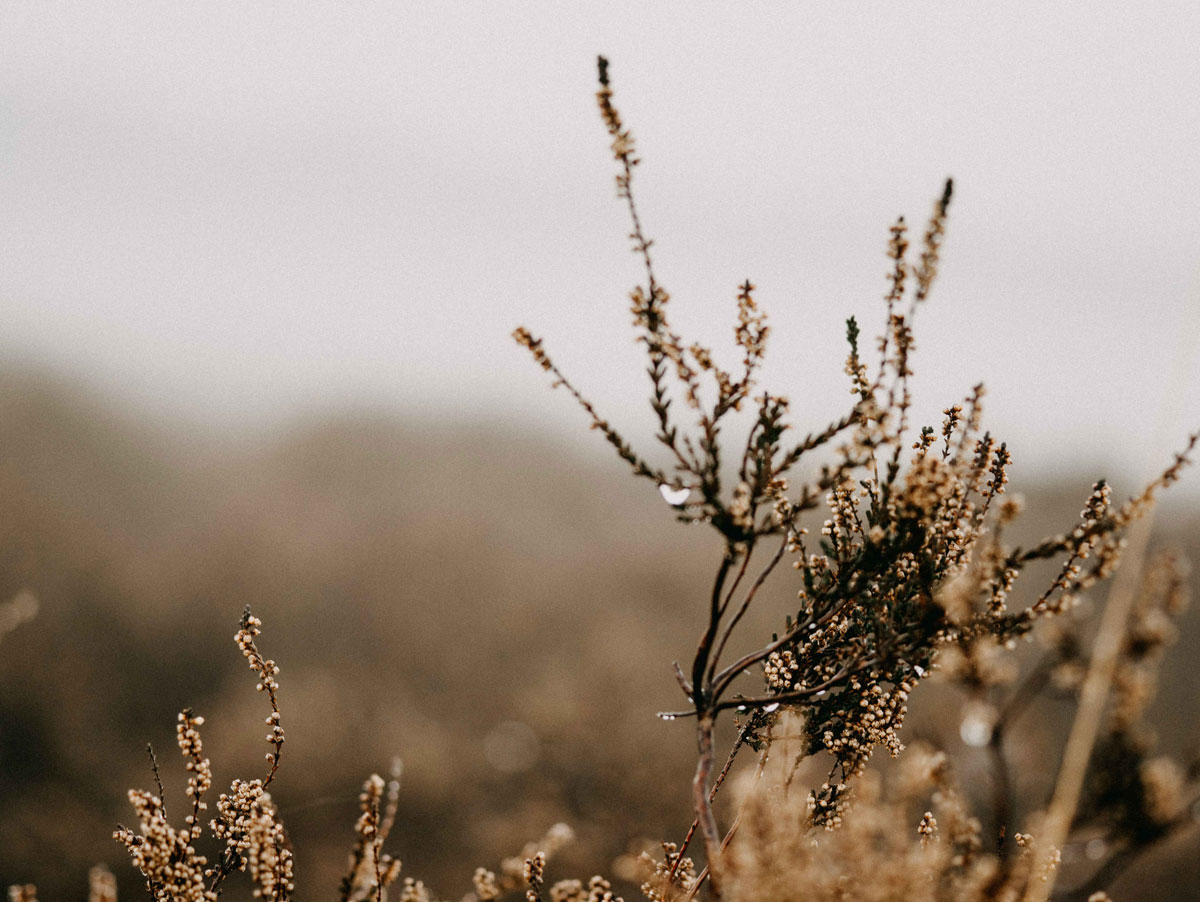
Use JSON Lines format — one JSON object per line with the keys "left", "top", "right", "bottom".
{"left": 692, "top": 713, "right": 722, "bottom": 899}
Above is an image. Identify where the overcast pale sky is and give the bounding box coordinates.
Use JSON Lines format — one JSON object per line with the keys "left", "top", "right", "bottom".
{"left": 2, "top": 2, "right": 1199, "bottom": 485}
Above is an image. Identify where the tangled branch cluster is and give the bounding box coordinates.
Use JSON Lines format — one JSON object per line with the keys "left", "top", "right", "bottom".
{"left": 515, "top": 56, "right": 1199, "bottom": 901}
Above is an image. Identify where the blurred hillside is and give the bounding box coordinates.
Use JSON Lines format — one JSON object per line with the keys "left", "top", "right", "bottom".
{"left": 2, "top": 371, "right": 1199, "bottom": 900}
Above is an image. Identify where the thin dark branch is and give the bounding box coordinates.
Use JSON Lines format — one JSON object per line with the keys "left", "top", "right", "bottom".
{"left": 146, "top": 744, "right": 165, "bottom": 812}
{"left": 708, "top": 536, "right": 789, "bottom": 682}
{"left": 711, "top": 658, "right": 876, "bottom": 715}
{"left": 691, "top": 549, "right": 737, "bottom": 703}
{"left": 717, "top": 546, "right": 755, "bottom": 621}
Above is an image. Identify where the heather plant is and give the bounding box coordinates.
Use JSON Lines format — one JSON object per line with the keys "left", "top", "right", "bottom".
{"left": 103, "top": 608, "right": 406, "bottom": 902}
{"left": 515, "top": 57, "right": 1199, "bottom": 901}
{"left": 112, "top": 608, "right": 297, "bottom": 902}
{"left": 9, "top": 56, "right": 1200, "bottom": 902}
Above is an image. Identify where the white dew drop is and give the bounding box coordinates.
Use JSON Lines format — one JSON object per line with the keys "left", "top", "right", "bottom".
{"left": 658, "top": 712, "right": 677, "bottom": 721}
{"left": 659, "top": 484, "right": 692, "bottom": 506}
{"left": 1084, "top": 838, "right": 1108, "bottom": 861}
{"left": 958, "top": 701, "right": 997, "bottom": 748}
{"left": 763, "top": 702, "right": 781, "bottom": 713}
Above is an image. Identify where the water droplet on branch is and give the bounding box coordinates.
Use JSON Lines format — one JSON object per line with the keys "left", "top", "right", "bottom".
{"left": 659, "top": 484, "right": 691, "bottom": 506}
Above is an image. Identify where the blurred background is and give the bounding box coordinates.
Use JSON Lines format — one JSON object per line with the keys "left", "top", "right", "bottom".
{"left": 2, "top": 3, "right": 1200, "bottom": 899}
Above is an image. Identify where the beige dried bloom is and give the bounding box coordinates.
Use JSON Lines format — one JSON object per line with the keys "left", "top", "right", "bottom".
{"left": 1139, "top": 756, "right": 1186, "bottom": 825}
{"left": 524, "top": 852, "right": 546, "bottom": 902}
{"left": 113, "top": 608, "right": 305, "bottom": 902}
{"left": 340, "top": 774, "right": 403, "bottom": 902}
{"left": 585, "top": 876, "right": 619, "bottom": 902}
{"left": 548, "top": 879, "right": 586, "bottom": 902}
{"left": 235, "top": 606, "right": 284, "bottom": 784}
{"left": 88, "top": 866, "right": 118, "bottom": 902}
{"left": 722, "top": 761, "right": 1005, "bottom": 902}
{"left": 472, "top": 869, "right": 502, "bottom": 902}
{"left": 637, "top": 842, "right": 697, "bottom": 902}
{"left": 114, "top": 789, "right": 215, "bottom": 902}
{"left": 397, "top": 878, "right": 430, "bottom": 902}
{"left": 177, "top": 709, "right": 212, "bottom": 838}
{"left": 918, "top": 811, "right": 938, "bottom": 846}
{"left": 470, "top": 824, "right": 580, "bottom": 902}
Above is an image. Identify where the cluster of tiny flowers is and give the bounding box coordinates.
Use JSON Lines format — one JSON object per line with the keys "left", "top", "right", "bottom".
{"left": 265, "top": 711, "right": 284, "bottom": 751}
{"left": 341, "top": 774, "right": 403, "bottom": 902}
{"left": 206, "top": 780, "right": 295, "bottom": 902}
{"left": 819, "top": 478, "right": 859, "bottom": 552}
{"left": 512, "top": 328, "right": 553, "bottom": 372}
{"left": 472, "top": 869, "right": 502, "bottom": 902}
{"left": 88, "top": 866, "right": 118, "bottom": 902}
{"left": 115, "top": 609, "right": 299, "bottom": 901}
{"left": 548, "top": 879, "right": 586, "bottom": 902}
{"left": 918, "top": 811, "right": 938, "bottom": 846}
{"left": 732, "top": 280, "right": 769, "bottom": 383}
{"left": 1111, "top": 553, "right": 1190, "bottom": 730}
{"left": 934, "top": 635, "right": 1018, "bottom": 689}
{"left": 723, "top": 744, "right": 1027, "bottom": 902}
{"left": 114, "top": 790, "right": 215, "bottom": 902}
{"left": 235, "top": 608, "right": 284, "bottom": 780}
{"left": 397, "top": 879, "right": 430, "bottom": 902}
{"left": 596, "top": 73, "right": 634, "bottom": 164}
{"left": 729, "top": 481, "right": 754, "bottom": 531}
{"left": 237, "top": 610, "right": 280, "bottom": 701}
{"left": 469, "top": 826, "right": 589, "bottom": 902}
{"left": 1025, "top": 482, "right": 1116, "bottom": 620}
{"left": 1139, "top": 756, "right": 1187, "bottom": 825}
{"left": 211, "top": 779, "right": 268, "bottom": 866}
{"left": 176, "top": 709, "right": 212, "bottom": 839}
{"left": 807, "top": 781, "right": 852, "bottom": 830}
{"left": 523, "top": 853, "right": 546, "bottom": 902}
{"left": 826, "top": 674, "right": 913, "bottom": 770}
{"left": 637, "top": 842, "right": 697, "bottom": 902}
{"left": 244, "top": 802, "right": 295, "bottom": 902}
{"left": 525, "top": 877, "right": 621, "bottom": 902}
{"left": 762, "top": 649, "right": 801, "bottom": 693}
{"left": 583, "top": 877, "right": 620, "bottom": 902}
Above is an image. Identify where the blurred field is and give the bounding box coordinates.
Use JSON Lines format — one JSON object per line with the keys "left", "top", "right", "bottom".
{"left": 2, "top": 369, "right": 1199, "bottom": 899}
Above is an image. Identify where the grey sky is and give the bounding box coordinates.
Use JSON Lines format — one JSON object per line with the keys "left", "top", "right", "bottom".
{"left": 2, "top": 2, "right": 1198, "bottom": 484}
